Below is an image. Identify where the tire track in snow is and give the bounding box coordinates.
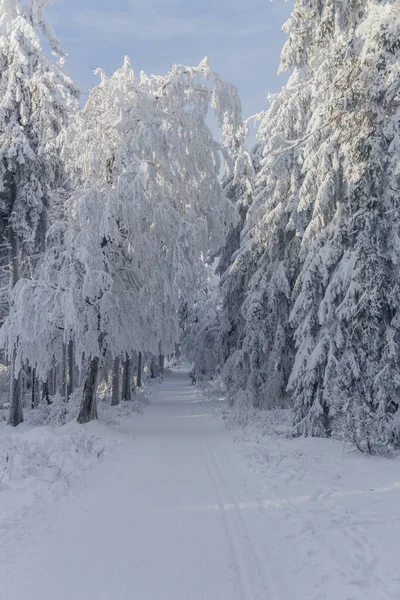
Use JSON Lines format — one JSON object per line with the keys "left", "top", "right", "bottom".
{"left": 199, "top": 434, "right": 247, "bottom": 600}
{"left": 200, "top": 435, "right": 286, "bottom": 600}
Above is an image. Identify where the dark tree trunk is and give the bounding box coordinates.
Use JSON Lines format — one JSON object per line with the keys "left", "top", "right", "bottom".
{"left": 42, "top": 379, "right": 51, "bottom": 405}
{"left": 111, "top": 356, "right": 120, "bottom": 406}
{"left": 77, "top": 356, "right": 99, "bottom": 424}
{"left": 7, "top": 176, "right": 23, "bottom": 426}
{"left": 150, "top": 356, "right": 159, "bottom": 379}
{"left": 48, "top": 367, "right": 56, "bottom": 397}
{"left": 137, "top": 352, "right": 142, "bottom": 387}
{"left": 8, "top": 353, "right": 22, "bottom": 427}
{"left": 31, "top": 368, "right": 39, "bottom": 409}
{"left": 67, "top": 339, "right": 74, "bottom": 400}
{"left": 122, "top": 354, "right": 131, "bottom": 401}
{"left": 60, "top": 343, "right": 67, "bottom": 401}
{"left": 8, "top": 215, "right": 19, "bottom": 291}
{"left": 158, "top": 354, "right": 164, "bottom": 375}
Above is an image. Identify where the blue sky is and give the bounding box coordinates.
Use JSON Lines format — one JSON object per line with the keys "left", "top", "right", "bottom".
{"left": 47, "top": 0, "right": 294, "bottom": 128}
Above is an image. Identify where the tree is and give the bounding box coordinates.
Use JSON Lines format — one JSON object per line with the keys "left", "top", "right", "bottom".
{"left": 1, "top": 56, "right": 243, "bottom": 423}
{"left": 286, "top": 0, "right": 400, "bottom": 448}
{"left": 217, "top": 0, "right": 400, "bottom": 451}
{"left": 219, "top": 64, "right": 311, "bottom": 409}
{"left": 0, "top": 0, "right": 77, "bottom": 425}
{"left": 181, "top": 266, "right": 221, "bottom": 383}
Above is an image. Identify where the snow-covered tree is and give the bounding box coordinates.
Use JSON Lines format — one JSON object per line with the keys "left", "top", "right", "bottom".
{"left": 0, "top": 0, "right": 78, "bottom": 425}
{"left": 218, "top": 0, "right": 400, "bottom": 451}
{"left": 289, "top": 0, "right": 400, "bottom": 448}
{"left": 2, "top": 56, "right": 243, "bottom": 423}
{"left": 180, "top": 264, "right": 221, "bottom": 383}
{"left": 220, "top": 69, "right": 310, "bottom": 409}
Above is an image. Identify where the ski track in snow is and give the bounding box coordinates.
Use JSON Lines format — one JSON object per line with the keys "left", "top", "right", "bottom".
{"left": 1, "top": 368, "right": 400, "bottom": 599}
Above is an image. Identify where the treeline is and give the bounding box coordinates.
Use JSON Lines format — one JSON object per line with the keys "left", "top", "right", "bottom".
{"left": 2, "top": 0, "right": 400, "bottom": 454}
{"left": 0, "top": 1, "right": 244, "bottom": 425}
{"left": 187, "top": 0, "right": 400, "bottom": 454}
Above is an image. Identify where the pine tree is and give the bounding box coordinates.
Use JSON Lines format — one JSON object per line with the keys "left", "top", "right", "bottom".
{"left": 220, "top": 69, "right": 311, "bottom": 409}
{"left": 288, "top": 0, "right": 400, "bottom": 449}
{"left": 219, "top": 0, "right": 400, "bottom": 452}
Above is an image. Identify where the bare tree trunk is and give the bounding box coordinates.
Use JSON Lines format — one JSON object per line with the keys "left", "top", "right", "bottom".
{"left": 59, "top": 343, "right": 67, "bottom": 401}
{"left": 8, "top": 351, "right": 22, "bottom": 427}
{"left": 111, "top": 355, "right": 120, "bottom": 406}
{"left": 122, "top": 354, "right": 131, "bottom": 401}
{"left": 150, "top": 355, "right": 159, "bottom": 379}
{"left": 77, "top": 356, "right": 99, "bottom": 424}
{"left": 31, "top": 368, "right": 39, "bottom": 409}
{"left": 67, "top": 339, "right": 74, "bottom": 400}
{"left": 48, "top": 367, "right": 56, "bottom": 397}
{"left": 158, "top": 353, "right": 164, "bottom": 375}
{"left": 8, "top": 214, "right": 19, "bottom": 291}
{"left": 137, "top": 352, "right": 142, "bottom": 387}
{"left": 7, "top": 177, "right": 23, "bottom": 426}
{"left": 42, "top": 379, "right": 51, "bottom": 405}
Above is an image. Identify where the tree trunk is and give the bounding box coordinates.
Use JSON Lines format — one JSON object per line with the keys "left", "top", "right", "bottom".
{"left": 48, "top": 367, "right": 56, "bottom": 397}
{"left": 77, "top": 356, "right": 99, "bottom": 424}
{"left": 158, "top": 353, "right": 164, "bottom": 375}
{"left": 122, "top": 354, "right": 131, "bottom": 401}
{"left": 150, "top": 356, "right": 159, "bottom": 379}
{"left": 8, "top": 351, "right": 22, "bottom": 427}
{"left": 31, "top": 368, "right": 39, "bottom": 409}
{"left": 42, "top": 379, "right": 51, "bottom": 405}
{"left": 60, "top": 343, "right": 67, "bottom": 401}
{"left": 7, "top": 177, "right": 23, "bottom": 426}
{"left": 111, "top": 356, "right": 120, "bottom": 406}
{"left": 67, "top": 339, "right": 74, "bottom": 400}
{"left": 137, "top": 352, "right": 142, "bottom": 387}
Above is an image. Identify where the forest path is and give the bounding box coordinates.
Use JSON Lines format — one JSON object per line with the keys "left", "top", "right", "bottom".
{"left": 2, "top": 368, "right": 396, "bottom": 600}
{"left": 0, "top": 368, "right": 287, "bottom": 600}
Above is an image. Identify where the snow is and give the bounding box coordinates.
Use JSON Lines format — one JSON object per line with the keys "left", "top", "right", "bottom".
{"left": 0, "top": 420, "right": 109, "bottom": 549}
{"left": 1, "top": 368, "right": 400, "bottom": 599}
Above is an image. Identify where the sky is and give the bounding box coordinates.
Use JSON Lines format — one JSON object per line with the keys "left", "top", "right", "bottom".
{"left": 47, "top": 0, "right": 294, "bottom": 134}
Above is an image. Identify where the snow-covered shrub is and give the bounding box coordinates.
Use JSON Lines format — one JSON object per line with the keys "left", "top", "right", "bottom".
{"left": 25, "top": 388, "right": 83, "bottom": 427}
{"left": 0, "top": 426, "right": 107, "bottom": 498}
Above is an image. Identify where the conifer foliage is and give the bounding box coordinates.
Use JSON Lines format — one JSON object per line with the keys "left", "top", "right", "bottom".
{"left": 217, "top": 0, "right": 400, "bottom": 452}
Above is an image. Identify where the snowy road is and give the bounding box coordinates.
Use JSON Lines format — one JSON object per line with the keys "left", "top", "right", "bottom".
{"left": 2, "top": 368, "right": 400, "bottom": 600}
{"left": 1, "top": 370, "right": 282, "bottom": 600}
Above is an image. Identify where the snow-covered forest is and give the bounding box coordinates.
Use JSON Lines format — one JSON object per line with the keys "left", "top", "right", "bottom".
{"left": 2, "top": 0, "right": 399, "bottom": 454}
{"left": 1, "top": 1, "right": 400, "bottom": 598}
{"left": 186, "top": 0, "right": 400, "bottom": 454}
{"left": 0, "top": 0, "right": 245, "bottom": 426}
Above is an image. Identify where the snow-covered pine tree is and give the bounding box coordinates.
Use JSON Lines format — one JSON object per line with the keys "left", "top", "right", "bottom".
{"left": 219, "top": 0, "right": 400, "bottom": 451}
{"left": 0, "top": 0, "right": 78, "bottom": 425}
{"left": 220, "top": 66, "right": 311, "bottom": 409}
{"left": 217, "top": 147, "right": 255, "bottom": 370}
{"left": 289, "top": 0, "right": 400, "bottom": 450}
